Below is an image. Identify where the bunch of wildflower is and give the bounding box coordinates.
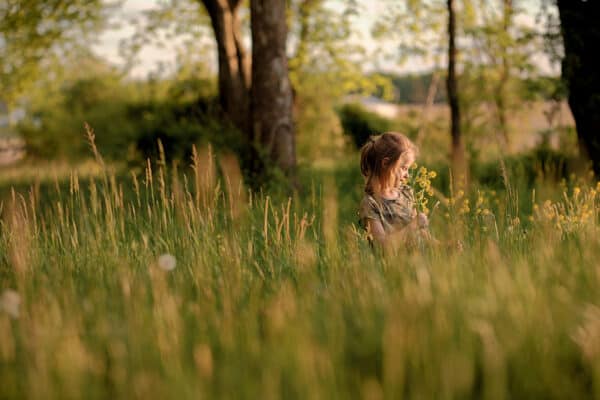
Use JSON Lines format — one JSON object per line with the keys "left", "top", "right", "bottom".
{"left": 408, "top": 164, "right": 437, "bottom": 214}
{"left": 471, "top": 189, "right": 501, "bottom": 235}
{"left": 474, "top": 190, "right": 494, "bottom": 218}
{"left": 532, "top": 183, "right": 599, "bottom": 236}
{"left": 446, "top": 189, "right": 470, "bottom": 218}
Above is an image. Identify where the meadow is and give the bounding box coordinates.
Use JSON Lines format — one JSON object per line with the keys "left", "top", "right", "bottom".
{"left": 2, "top": 137, "right": 600, "bottom": 399}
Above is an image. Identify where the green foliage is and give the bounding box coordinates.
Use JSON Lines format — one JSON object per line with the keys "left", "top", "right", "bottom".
{"left": 288, "top": 0, "right": 386, "bottom": 97}
{"left": 130, "top": 98, "right": 242, "bottom": 163}
{"left": 373, "top": 71, "right": 447, "bottom": 104}
{"left": 18, "top": 72, "right": 135, "bottom": 160}
{"left": 119, "top": 0, "right": 214, "bottom": 78}
{"left": 286, "top": 0, "right": 394, "bottom": 161}
{"left": 17, "top": 69, "right": 242, "bottom": 163}
{"left": 475, "top": 147, "right": 577, "bottom": 190}
{"left": 373, "top": 72, "right": 567, "bottom": 105}
{"left": 0, "top": 0, "right": 111, "bottom": 109}
{"left": 372, "top": 0, "right": 447, "bottom": 67}
{"left": 336, "top": 103, "right": 393, "bottom": 149}
{"left": 521, "top": 76, "right": 566, "bottom": 102}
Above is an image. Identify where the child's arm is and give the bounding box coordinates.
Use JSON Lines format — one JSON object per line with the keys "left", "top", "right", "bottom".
{"left": 417, "top": 212, "right": 428, "bottom": 228}
{"left": 368, "top": 218, "right": 416, "bottom": 254}
{"left": 389, "top": 212, "right": 433, "bottom": 250}
{"left": 366, "top": 218, "right": 387, "bottom": 246}
{"left": 365, "top": 218, "right": 415, "bottom": 255}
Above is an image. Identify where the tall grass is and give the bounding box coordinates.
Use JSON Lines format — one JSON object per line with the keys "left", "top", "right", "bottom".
{"left": 1, "top": 142, "right": 600, "bottom": 399}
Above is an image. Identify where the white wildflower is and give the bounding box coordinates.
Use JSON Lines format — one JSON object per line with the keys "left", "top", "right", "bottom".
{"left": 1, "top": 289, "right": 21, "bottom": 319}
{"left": 157, "top": 254, "right": 177, "bottom": 271}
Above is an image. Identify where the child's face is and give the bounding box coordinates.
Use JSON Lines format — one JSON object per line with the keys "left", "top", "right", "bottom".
{"left": 393, "top": 152, "right": 415, "bottom": 184}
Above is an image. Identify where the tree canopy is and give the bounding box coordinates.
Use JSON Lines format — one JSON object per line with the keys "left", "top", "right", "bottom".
{"left": 0, "top": 0, "right": 112, "bottom": 111}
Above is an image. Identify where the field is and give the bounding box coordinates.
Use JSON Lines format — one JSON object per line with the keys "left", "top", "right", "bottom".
{"left": 2, "top": 141, "right": 600, "bottom": 399}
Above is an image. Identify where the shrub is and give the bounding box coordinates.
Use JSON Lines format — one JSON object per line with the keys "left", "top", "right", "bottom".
{"left": 336, "top": 103, "right": 393, "bottom": 149}
{"left": 130, "top": 97, "right": 243, "bottom": 163}
{"left": 17, "top": 75, "right": 244, "bottom": 164}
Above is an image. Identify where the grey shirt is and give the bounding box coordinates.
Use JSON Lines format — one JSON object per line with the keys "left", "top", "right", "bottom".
{"left": 358, "top": 184, "right": 415, "bottom": 233}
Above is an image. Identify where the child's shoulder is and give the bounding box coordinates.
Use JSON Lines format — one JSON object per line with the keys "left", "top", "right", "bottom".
{"left": 397, "top": 183, "right": 415, "bottom": 200}
{"left": 397, "top": 183, "right": 414, "bottom": 192}
{"left": 358, "top": 193, "right": 381, "bottom": 216}
{"left": 359, "top": 192, "right": 379, "bottom": 206}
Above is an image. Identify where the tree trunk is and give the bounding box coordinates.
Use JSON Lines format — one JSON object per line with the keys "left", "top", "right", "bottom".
{"left": 415, "top": 71, "right": 440, "bottom": 147}
{"left": 494, "top": 0, "right": 512, "bottom": 151}
{"left": 200, "top": 0, "right": 251, "bottom": 134}
{"left": 446, "top": 0, "right": 467, "bottom": 186}
{"left": 557, "top": 0, "right": 600, "bottom": 175}
{"left": 251, "top": 0, "right": 297, "bottom": 186}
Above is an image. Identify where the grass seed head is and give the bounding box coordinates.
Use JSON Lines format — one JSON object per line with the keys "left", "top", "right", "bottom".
{"left": 1, "top": 289, "right": 21, "bottom": 319}
{"left": 157, "top": 254, "right": 177, "bottom": 271}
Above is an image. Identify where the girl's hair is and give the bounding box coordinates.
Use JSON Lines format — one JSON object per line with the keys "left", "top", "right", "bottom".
{"left": 360, "top": 132, "right": 418, "bottom": 194}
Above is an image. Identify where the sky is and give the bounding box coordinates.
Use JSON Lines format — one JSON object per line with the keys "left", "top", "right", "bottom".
{"left": 92, "top": 0, "right": 559, "bottom": 80}
{"left": 92, "top": 0, "right": 390, "bottom": 78}
{"left": 92, "top": 0, "right": 161, "bottom": 78}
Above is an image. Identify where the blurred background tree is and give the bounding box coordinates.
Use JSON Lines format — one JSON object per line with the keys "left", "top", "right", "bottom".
{"left": 557, "top": 0, "right": 600, "bottom": 175}
{"left": 120, "top": 0, "right": 391, "bottom": 182}
{"left": 446, "top": 0, "right": 466, "bottom": 185}
{"left": 199, "top": 0, "right": 250, "bottom": 135}
{"left": 288, "top": 0, "right": 393, "bottom": 161}
{"left": 0, "top": 0, "right": 113, "bottom": 120}
{"left": 250, "top": 0, "right": 296, "bottom": 186}
{"left": 371, "top": 0, "right": 573, "bottom": 184}
{"left": 3, "top": 0, "right": 598, "bottom": 191}
{"left": 372, "top": 0, "right": 467, "bottom": 183}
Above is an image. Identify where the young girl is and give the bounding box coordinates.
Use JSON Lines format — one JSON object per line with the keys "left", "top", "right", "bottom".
{"left": 358, "top": 132, "right": 429, "bottom": 251}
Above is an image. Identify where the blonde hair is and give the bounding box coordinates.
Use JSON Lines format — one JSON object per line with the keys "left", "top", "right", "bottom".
{"left": 360, "top": 132, "right": 418, "bottom": 195}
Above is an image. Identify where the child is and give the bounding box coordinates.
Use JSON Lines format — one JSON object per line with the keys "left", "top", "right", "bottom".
{"left": 358, "top": 132, "right": 429, "bottom": 252}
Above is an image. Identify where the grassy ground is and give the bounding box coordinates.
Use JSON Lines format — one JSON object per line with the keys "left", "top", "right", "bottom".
{"left": 1, "top": 146, "right": 600, "bottom": 399}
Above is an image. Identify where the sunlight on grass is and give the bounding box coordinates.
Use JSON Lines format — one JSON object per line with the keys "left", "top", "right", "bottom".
{"left": 2, "top": 146, "right": 600, "bottom": 399}
{"left": 0, "top": 159, "right": 118, "bottom": 187}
